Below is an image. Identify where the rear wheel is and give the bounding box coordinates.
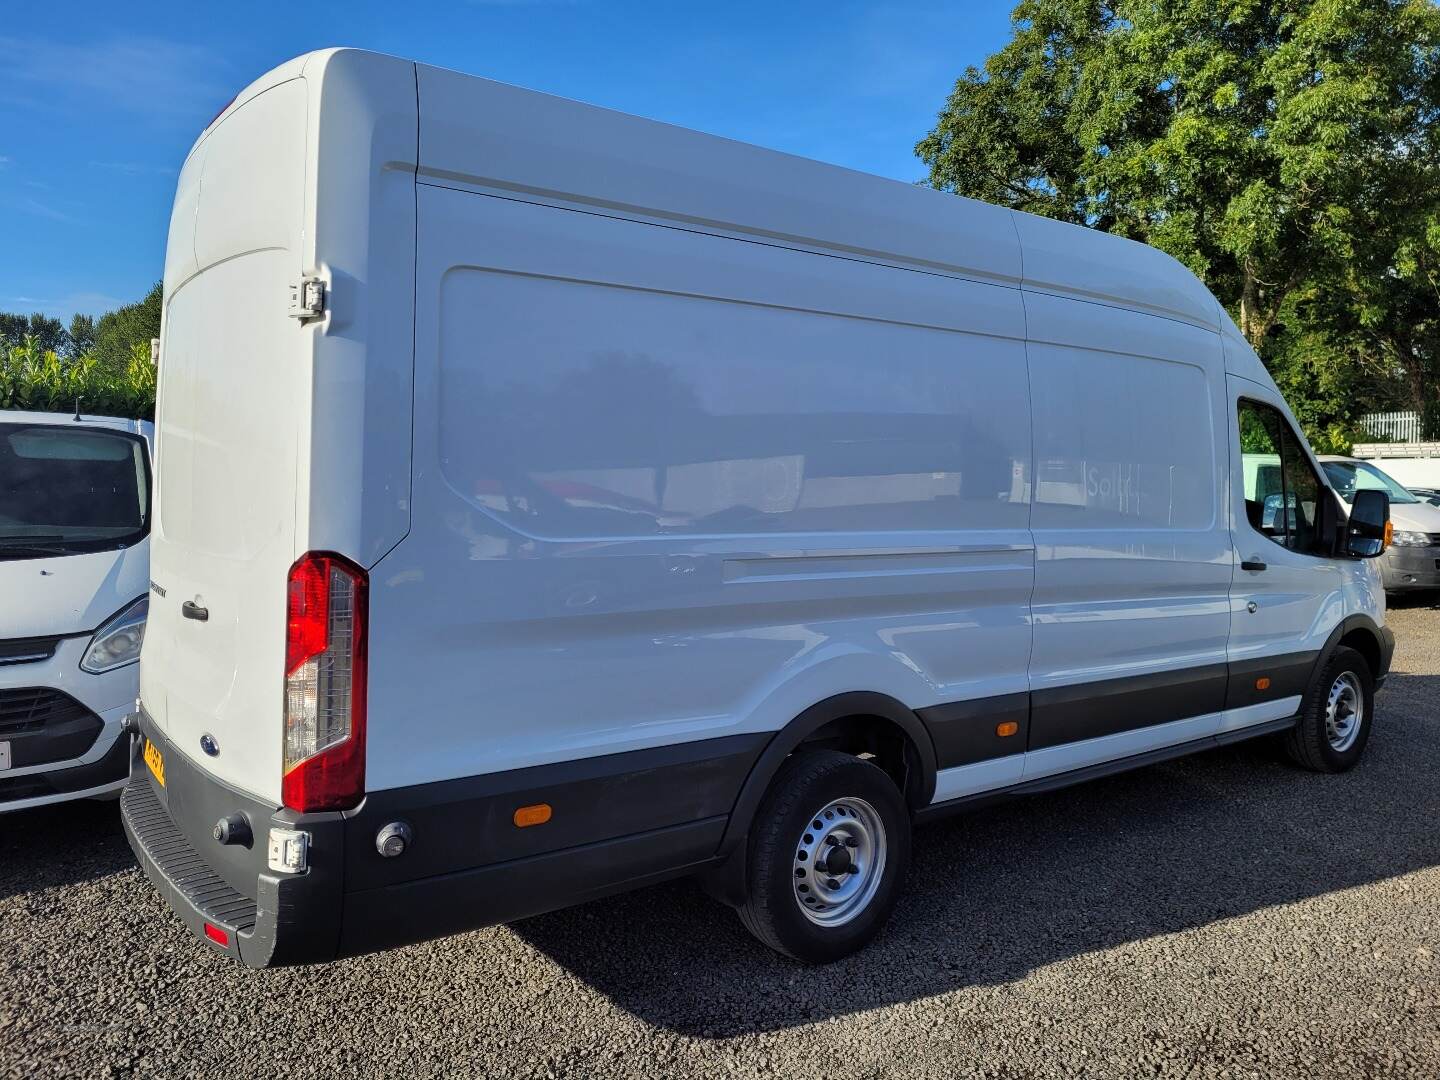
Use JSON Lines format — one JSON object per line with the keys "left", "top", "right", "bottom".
{"left": 737, "top": 750, "right": 910, "bottom": 963}
{"left": 1283, "top": 645, "right": 1374, "bottom": 773}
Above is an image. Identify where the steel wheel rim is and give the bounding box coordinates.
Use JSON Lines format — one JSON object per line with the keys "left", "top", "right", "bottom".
{"left": 1325, "top": 671, "right": 1364, "bottom": 752}
{"left": 792, "top": 797, "right": 887, "bottom": 927}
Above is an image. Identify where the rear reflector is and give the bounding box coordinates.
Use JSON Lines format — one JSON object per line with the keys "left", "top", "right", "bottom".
{"left": 282, "top": 552, "right": 368, "bottom": 813}
{"left": 203, "top": 923, "right": 230, "bottom": 947}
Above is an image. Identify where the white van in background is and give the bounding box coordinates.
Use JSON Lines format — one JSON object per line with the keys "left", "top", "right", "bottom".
{"left": 1319, "top": 456, "right": 1440, "bottom": 592}
{"left": 124, "top": 49, "right": 1395, "bottom": 967}
{"left": 1, "top": 411, "right": 152, "bottom": 812}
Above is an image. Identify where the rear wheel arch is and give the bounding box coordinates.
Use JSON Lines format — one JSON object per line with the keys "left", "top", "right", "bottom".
{"left": 714, "top": 692, "right": 936, "bottom": 866}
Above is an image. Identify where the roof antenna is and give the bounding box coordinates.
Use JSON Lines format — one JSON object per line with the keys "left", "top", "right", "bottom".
{"left": 73, "top": 397, "right": 82, "bottom": 422}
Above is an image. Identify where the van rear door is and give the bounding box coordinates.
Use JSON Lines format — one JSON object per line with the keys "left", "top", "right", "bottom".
{"left": 141, "top": 78, "right": 310, "bottom": 803}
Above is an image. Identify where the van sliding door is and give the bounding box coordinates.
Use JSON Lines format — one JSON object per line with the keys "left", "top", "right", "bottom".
{"left": 1021, "top": 294, "right": 1235, "bottom": 779}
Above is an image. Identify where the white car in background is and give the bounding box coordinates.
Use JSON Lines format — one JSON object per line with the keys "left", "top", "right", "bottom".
{"left": 1, "top": 411, "right": 152, "bottom": 812}
{"left": 1320, "top": 455, "right": 1440, "bottom": 592}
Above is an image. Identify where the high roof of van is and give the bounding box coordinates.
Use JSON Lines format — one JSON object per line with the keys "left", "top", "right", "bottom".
{"left": 185, "top": 48, "right": 1228, "bottom": 334}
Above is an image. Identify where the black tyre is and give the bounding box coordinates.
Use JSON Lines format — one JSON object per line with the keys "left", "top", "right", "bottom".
{"left": 737, "top": 750, "right": 910, "bottom": 963}
{"left": 1283, "top": 646, "right": 1374, "bottom": 773}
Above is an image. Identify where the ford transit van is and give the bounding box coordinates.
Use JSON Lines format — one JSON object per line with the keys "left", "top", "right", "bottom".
{"left": 124, "top": 50, "right": 1395, "bottom": 966}
{"left": 2, "top": 411, "right": 151, "bottom": 812}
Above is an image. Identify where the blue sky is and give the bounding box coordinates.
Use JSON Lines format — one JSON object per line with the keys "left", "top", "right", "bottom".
{"left": 1, "top": 1, "right": 1016, "bottom": 323}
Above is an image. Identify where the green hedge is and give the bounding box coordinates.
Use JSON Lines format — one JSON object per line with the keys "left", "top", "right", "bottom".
{"left": 0, "top": 337, "right": 156, "bottom": 421}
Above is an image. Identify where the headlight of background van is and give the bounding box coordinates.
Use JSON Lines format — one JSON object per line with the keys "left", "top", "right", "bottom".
{"left": 1389, "top": 530, "right": 1433, "bottom": 547}
{"left": 81, "top": 597, "right": 148, "bottom": 674}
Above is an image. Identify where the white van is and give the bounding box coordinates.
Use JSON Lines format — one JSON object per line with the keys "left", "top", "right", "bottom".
{"left": 1318, "top": 456, "right": 1440, "bottom": 592}
{"left": 124, "top": 49, "right": 1395, "bottom": 966}
{"left": 1, "top": 411, "right": 151, "bottom": 812}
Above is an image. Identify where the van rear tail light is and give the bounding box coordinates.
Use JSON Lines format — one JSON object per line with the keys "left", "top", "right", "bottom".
{"left": 282, "top": 552, "right": 367, "bottom": 813}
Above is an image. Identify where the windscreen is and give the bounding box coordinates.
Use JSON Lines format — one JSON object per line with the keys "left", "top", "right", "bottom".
{"left": 1320, "top": 460, "right": 1419, "bottom": 504}
{"left": 0, "top": 422, "right": 150, "bottom": 558}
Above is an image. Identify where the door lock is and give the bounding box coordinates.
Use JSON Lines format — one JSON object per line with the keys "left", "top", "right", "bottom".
{"left": 1246, "top": 601, "right": 1259, "bottom": 614}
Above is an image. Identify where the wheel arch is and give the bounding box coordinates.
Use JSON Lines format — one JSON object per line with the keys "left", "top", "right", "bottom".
{"left": 714, "top": 691, "right": 936, "bottom": 866}
{"left": 1309, "top": 613, "right": 1392, "bottom": 688}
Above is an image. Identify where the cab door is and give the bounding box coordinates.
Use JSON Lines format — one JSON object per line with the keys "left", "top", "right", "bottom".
{"left": 1225, "top": 377, "right": 1344, "bottom": 730}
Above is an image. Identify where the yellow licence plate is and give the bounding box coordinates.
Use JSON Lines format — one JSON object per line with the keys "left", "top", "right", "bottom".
{"left": 143, "top": 738, "right": 165, "bottom": 787}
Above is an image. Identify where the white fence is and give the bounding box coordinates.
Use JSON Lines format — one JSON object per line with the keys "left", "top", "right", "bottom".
{"left": 1362, "top": 410, "right": 1424, "bottom": 443}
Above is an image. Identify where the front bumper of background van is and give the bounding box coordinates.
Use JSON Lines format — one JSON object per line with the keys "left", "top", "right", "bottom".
{"left": 0, "top": 636, "right": 137, "bottom": 812}
{"left": 1381, "top": 545, "right": 1440, "bottom": 591}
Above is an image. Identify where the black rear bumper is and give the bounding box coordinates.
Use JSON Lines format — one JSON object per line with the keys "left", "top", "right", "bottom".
{"left": 120, "top": 719, "right": 345, "bottom": 967}
{"left": 121, "top": 713, "right": 758, "bottom": 967}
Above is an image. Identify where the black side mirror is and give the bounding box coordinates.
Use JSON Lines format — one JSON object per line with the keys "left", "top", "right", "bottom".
{"left": 1346, "top": 489, "right": 1390, "bottom": 558}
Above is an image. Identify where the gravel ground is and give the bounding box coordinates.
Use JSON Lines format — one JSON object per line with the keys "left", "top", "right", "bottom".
{"left": 3, "top": 598, "right": 1439, "bottom": 1079}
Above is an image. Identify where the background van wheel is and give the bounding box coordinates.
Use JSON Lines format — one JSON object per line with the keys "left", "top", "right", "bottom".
{"left": 737, "top": 750, "right": 910, "bottom": 963}
{"left": 1283, "top": 646, "right": 1374, "bottom": 773}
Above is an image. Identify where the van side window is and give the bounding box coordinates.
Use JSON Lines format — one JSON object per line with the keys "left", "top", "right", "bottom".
{"left": 1237, "top": 399, "right": 1325, "bottom": 554}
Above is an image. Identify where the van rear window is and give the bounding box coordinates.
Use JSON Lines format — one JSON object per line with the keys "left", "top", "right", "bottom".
{"left": 0, "top": 423, "right": 150, "bottom": 558}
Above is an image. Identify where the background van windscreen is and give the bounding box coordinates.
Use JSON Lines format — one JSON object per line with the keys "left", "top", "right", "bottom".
{"left": 0, "top": 423, "right": 149, "bottom": 554}
{"left": 1321, "top": 460, "right": 1420, "bottom": 504}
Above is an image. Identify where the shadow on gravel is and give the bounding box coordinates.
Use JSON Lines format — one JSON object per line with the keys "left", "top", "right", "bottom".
{"left": 513, "top": 673, "right": 1440, "bottom": 1036}
{"left": 1388, "top": 591, "right": 1440, "bottom": 611}
{"left": 0, "top": 797, "right": 134, "bottom": 902}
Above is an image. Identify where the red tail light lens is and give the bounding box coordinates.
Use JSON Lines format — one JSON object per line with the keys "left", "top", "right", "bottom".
{"left": 282, "top": 552, "right": 367, "bottom": 813}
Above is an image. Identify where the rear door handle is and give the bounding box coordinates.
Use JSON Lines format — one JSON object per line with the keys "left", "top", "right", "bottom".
{"left": 182, "top": 601, "right": 209, "bottom": 622}
{"left": 1240, "top": 559, "right": 1268, "bottom": 572}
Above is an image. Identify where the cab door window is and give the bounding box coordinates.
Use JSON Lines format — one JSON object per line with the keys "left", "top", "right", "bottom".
{"left": 1238, "top": 399, "right": 1325, "bottom": 555}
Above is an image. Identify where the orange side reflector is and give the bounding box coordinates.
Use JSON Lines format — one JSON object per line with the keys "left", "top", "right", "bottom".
{"left": 1255, "top": 677, "right": 1271, "bottom": 691}
{"left": 996, "top": 721, "right": 1019, "bottom": 737}
{"left": 1384, "top": 520, "right": 1393, "bottom": 549}
{"left": 513, "top": 803, "right": 552, "bottom": 828}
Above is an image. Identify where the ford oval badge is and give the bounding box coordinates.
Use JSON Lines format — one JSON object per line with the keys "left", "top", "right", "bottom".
{"left": 200, "top": 734, "right": 220, "bottom": 757}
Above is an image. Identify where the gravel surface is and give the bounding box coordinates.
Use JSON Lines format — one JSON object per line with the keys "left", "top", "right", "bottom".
{"left": 3, "top": 598, "right": 1439, "bottom": 1079}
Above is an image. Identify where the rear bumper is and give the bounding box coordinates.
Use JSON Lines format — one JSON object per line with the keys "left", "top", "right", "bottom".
{"left": 122, "top": 711, "right": 758, "bottom": 967}
{"left": 120, "top": 716, "right": 345, "bottom": 967}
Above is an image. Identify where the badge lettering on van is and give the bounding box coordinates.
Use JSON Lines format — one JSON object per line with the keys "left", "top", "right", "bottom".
{"left": 149, "top": 581, "right": 167, "bottom": 598}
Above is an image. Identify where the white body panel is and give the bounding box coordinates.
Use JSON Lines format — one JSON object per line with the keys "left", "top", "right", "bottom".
{"left": 1, "top": 412, "right": 152, "bottom": 811}
{"left": 143, "top": 49, "right": 1387, "bottom": 814}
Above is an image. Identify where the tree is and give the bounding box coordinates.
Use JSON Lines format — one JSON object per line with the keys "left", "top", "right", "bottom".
{"left": 918, "top": 0, "right": 1440, "bottom": 441}
{"left": 0, "top": 311, "right": 68, "bottom": 355}
{"left": 92, "top": 282, "right": 162, "bottom": 372}
{"left": 66, "top": 313, "right": 97, "bottom": 360}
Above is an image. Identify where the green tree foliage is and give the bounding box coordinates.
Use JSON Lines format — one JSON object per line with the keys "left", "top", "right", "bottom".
{"left": 66, "top": 313, "right": 97, "bottom": 360}
{"left": 0, "top": 311, "right": 68, "bottom": 356}
{"left": 918, "top": 0, "right": 1440, "bottom": 445}
{"left": 0, "top": 282, "right": 162, "bottom": 420}
{"left": 93, "top": 282, "right": 162, "bottom": 372}
{"left": 0, "top": 337, "right": 156, "bottom": 420}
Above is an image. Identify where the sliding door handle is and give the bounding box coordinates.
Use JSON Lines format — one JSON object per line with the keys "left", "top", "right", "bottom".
{"left": 182, "top": 601, "right": 209, "bottom": 621}
{"left": 1240, "top": 559, "right": 1268, "bottom": 572}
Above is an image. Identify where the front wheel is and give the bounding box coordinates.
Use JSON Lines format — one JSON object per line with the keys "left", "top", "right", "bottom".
{"left": 737, "top": 750, "right": 910, "bottom": 963}
{"left": 1283, "top": 645, "right": 1374, "bottom": 773}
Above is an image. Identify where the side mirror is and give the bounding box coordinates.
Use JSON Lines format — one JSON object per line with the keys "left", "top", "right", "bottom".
{"left": 1346, "top": 489, "right": 1390, "bottom": 558}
